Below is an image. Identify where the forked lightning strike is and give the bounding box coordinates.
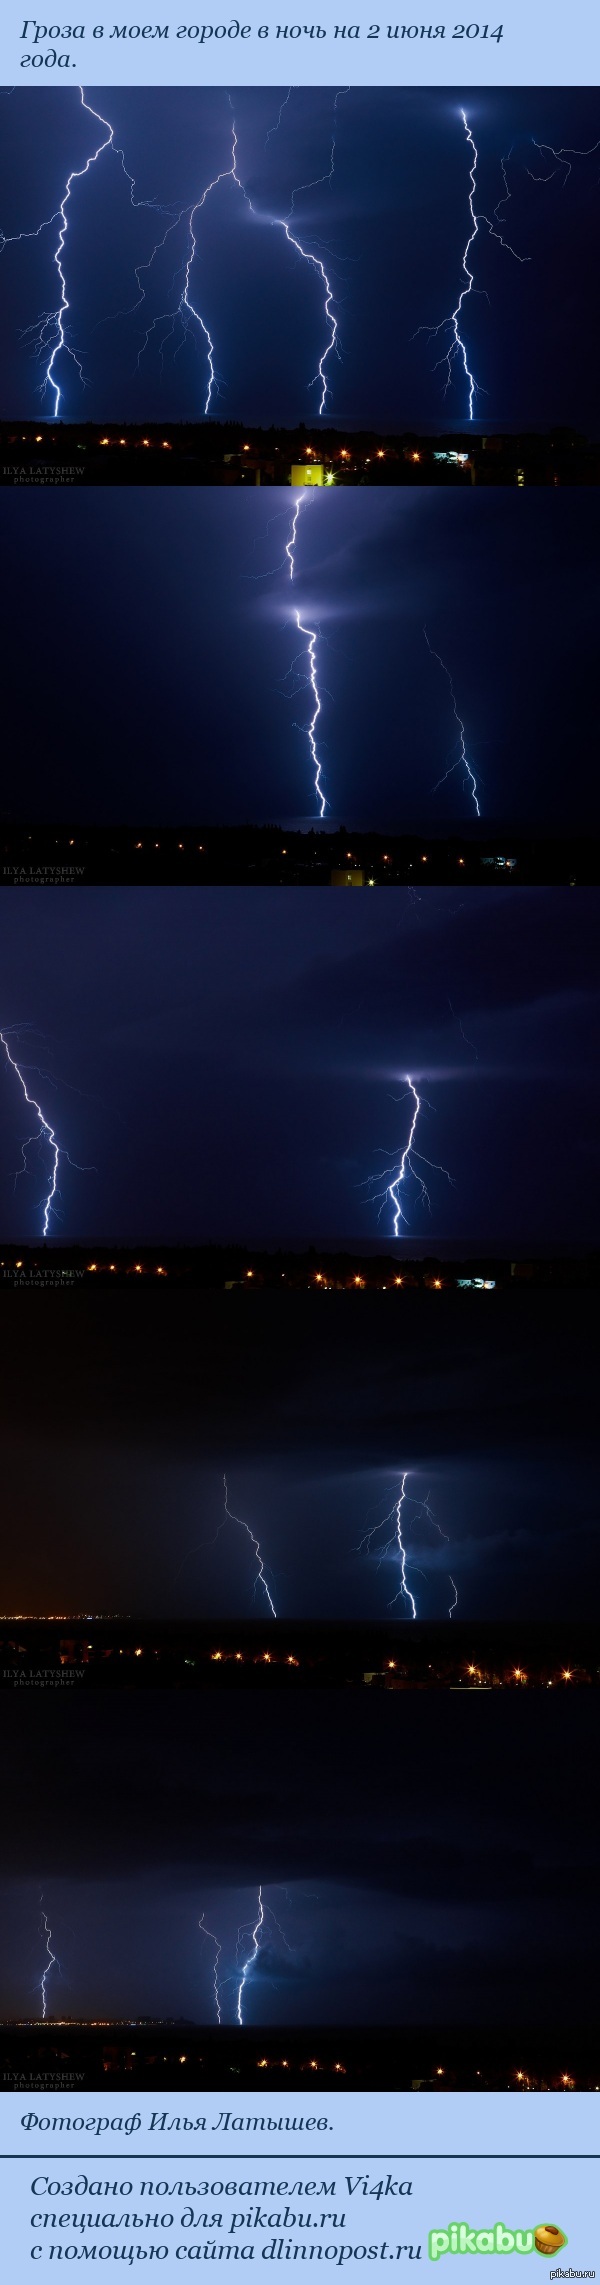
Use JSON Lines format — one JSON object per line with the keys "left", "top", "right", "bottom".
{"left": 137, "top": 116, "right": 247, "bottom": 417}
{"left": 223, "top": 1475, "right": 276, "bottom": 1616}
{"left": 357, "top": 1472, "right": 458, "bottom": 1619}
{"left": 363, "top": 1075, "right": 455, "bottom": 1236}
{"left": 284, "top": 493, "right": 327, "bottom": 816}
{"left": 527, "top": 133, "right": 600, "bottom": 186}
{"left": 137, "top": 105, "right": 339, "bottom": 416}
{"left": 416, "top": 108, "right": 529, "bottom": 419}
{"left": 293, "top": 611, "right": 326, "bottom": 818}
{"left": 286, "top": 85, "right": 348, "bottom": 216}
{"left": 0, "top": 1026, "right": 92, "bottom": 1235}
{"left": 200, "top": 1889, "right": 293, "bottom": 2025}
{"left": 423, "top": 626, "right": 480, "bottom": 816}
{"left": 285, "top": 497, "right": 304, "bottom": 580}
{"left": 235, "top": 1889, "right": 293, "bottom": 2025}
{"left": 0, "top": 87, "right": 161, "bottom": 417}
{"left": 199, "top": 1914, "right": 222, "bottom": 2026}
{"left": 1, "top": 87, "right": 340, "bottom": 418}
{"left": 235, "top": 1887, "right": 266, "bottom": 2026}
{"left": 38, "top": 1899, "right": 58, "bottom": 2020}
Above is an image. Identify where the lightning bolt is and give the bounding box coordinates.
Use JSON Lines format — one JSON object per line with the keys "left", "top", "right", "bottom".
{"left": 222, "top": 1475, "right": 276, "bottom": 1616}
{"left": 1, "top": 87, "right": 340, "bottom": 419}
{"left": 363, "top": 1075, "right": 455, "bottom": 1236}
{"left": 423, "top": 626, "right": 480, "bottom": 817}
{"left": 284, "top": 493, "right": 327, "bottom": 817}
{"left": 293, "top": 611, "right": 326, "bottom": 817}
{"left": 235, "top": 1886, "right": 265, "bottom": 2026}
{"left": 415, "top": 108, "right": 530, "bottom": 420}
{"left": 233, "top": 1889, "right": 293, "bottom": 2026}
{"left": 526, "top": 133, "right": 600, "bottom": 187}
{"left": 448, "top": 997, "right": 479, "bottom": 1061}
{"left": 285, "top": 494, "right": 305, "bottom": 581}
{"left": 199, "top": 1913, "right": 222, "bottom": 2026}
{"left": 0, "top": 1026, "right": 93, "bottom": 1235}
{"left": 278, "top": 87, "right": 346, "bottom": 408}
{"left": 0, "top": 87, "right": 164, "bottom": 417}
{"left": 38, "top": 1897, "right": 58, "bottom": 2020}
{"left": 265, "top": 89, "right": 293, "bottom": 148}
{"left": 357, "top": 1473, "right": 458, "bottom": 1619}
{"left": 200, "top": 1890, "right": 293, "bottom": 2026}
{"left": 136, "top": 111, "right": 248, "bottom": 417}
{"left": 286, "top": 86, "right": 349, "bottom": 217}
{"left": 200, "top": 1882, "right": 294, "bottom": 2029}
{"left": 136, "top": 99, "right": 339, "bottom": 416}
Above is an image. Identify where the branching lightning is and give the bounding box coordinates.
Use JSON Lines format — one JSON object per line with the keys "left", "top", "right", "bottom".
{"left": 265, "top": 89, "right": 293, "bottom": 148}
{"left": 234, "top": 1889, "right": 293, "bottom": 2025}
{"left": 1, "top": 87, "right": 340, "bottom": 418}
{"left": 133, "top": 99, "right": 340, "bottom": 415}
{"left": 199, "top": 1889, "right": 293, "bottom": 2026}
{"left": 222, "top": 1474, "right": 277, "bottom": 1616}
{"left": 362, "top": 1075, "right": 455, "bottom": 1235}
{"left": 242, "top": 494, "right": 328, "bottom": 812}
{"left": 357, "top": 1472, "right": 458, "bottom": 1619}
{"left": 199, "top": 1913, "right": 222, "bottom": 2026}
{"left": 0, "top": 87, "right": 164, "bottom": 417}
{"left": 172, "top": 1470, "right": 276, "bottom": 1606}
{"left": 3, "top": 93, "right": 597, "bottom": 425}
{"left": 235, "top": 1886, "right": 266, "bottom": 2026}
{"left": 292, "top": 609, "right": 326, "bottom": 817}
{"left": 415, "top": 108, "right": 530, "bottom": 420}
{"left": 136, "top": 113, "right": 249, "bottom": 417}
{"left": 38, "top": 1897, "right": 59, "bottom": 2020}
{"left": 284, "top": 493, "right": 327, "bottom": 816}
{"left": 526, "top": 134, "right": 600, "bottom": 186}
{"left": 285, "top": 495, "right": 304, "bottom": 582}
{"left": 423, "top": 626, "right": 480, "bottom": 816}
{"left": 286, "top": 86, "right": 349, "bottom": 217}
{"left": 0, "top": 1026, "right": 93, "bottom": 1235}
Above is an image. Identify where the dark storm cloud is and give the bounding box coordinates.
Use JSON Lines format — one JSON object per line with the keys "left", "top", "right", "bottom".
{"left": 1, "top": 1695, "right": 597, "bottom": 1901}
{"left": 253, "top": 886, "right": 599, "bottom": 1053}
{"left": 0, "top": 1292, "right": 595, "bottom": 1465}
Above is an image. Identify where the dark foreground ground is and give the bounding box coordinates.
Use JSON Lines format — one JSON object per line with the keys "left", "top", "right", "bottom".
{"left": 0, "top": 1620, "right": 596, "bottom": 1694}
{"left": 2, "top": 422, "right": 598, "bottom": 488}
{"left": 0, "top": 2022, "right": 594, "bottom": 2092}
{"left": 1, "top": 826, "right": 596, "bottom": 887}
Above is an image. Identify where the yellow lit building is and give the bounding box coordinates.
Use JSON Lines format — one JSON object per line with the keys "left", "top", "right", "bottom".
{"left": 290, "top": 462, "right": 325, "bottom": 487}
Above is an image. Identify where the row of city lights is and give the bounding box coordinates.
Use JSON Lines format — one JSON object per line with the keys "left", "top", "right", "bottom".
{"left": 24, "top": 1649, "right": 587, "bottom": 1687}
{"left": 5, "top": 1262, "right": 168, "bottom": 1276}
{"left": 5, "top": 837, "right": 502, "bottom": 863}
{"left": 6, "top": 835, "right": 516, "bottom": 877}
{"left": 2, "top": 1264, "right": 496, "bottom": 1287}
{"left": 15, "top": 2037, "right": 583, "bottom": 2089}
{"left": 20, "top": 436, "right": 390, "bottom": 458}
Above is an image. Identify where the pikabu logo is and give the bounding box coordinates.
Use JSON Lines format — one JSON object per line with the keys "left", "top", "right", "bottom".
{"left": 429, "top": 2227, "right": 568, "bottom": 2262}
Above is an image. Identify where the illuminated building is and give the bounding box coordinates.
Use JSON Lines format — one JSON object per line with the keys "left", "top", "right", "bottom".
{"left": 290, "top": 463, "right": 325, "bottom": 488}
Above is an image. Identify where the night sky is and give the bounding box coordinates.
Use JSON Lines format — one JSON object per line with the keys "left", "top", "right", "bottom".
{"left": 3, "top": 491, "right": 598, "bottom": 831}
{"left": 1, "top": 88, "right": 599, "bottom": 430}
{"left": 1, "top": 888, "right": 599, "bottom": 1246}
{"left": 0, "top": 1298, "right": 597, "bottom": 1623}
{"left": 0, "top": 1696, "right": 597, "bottom": 2025}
